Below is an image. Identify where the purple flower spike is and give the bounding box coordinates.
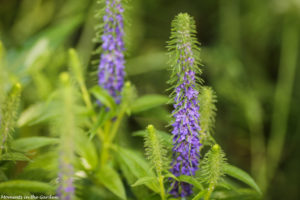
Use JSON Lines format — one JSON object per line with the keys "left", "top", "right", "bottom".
{"left": 98, "top": 0, "right": 125, "bottom": 104}
{"left": 167, "top": 13, "right": 203, "bottom": 197}
{"left": 58, "top": 157, "right": 75, "bottom": 200}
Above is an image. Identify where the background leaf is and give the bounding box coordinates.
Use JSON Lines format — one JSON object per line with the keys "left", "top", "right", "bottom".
{"left": 12, "top": 137, "right": 59, "bottom": 152}
{"left": 224, "top": 164, "right": 261, "bottom": 195}
{"left": 96, "top": 165, "right": 127, "bottom": 200}
{"left": 115, "top": 146, "right": 160, "bottom": 193}
{"left": 131, "top": 177, "right": 156, "bottom": 187}
{"left": 90, "top": 85, "right": 117, "bottom": 111}
{"left": 1, "top": 152, "right": 30, "bottom": 161}
{"left": 0, "top": 180, "right": 55, "bottom": 194}
{"left": 130, "top": 95, "right": 169, "bottom": 114}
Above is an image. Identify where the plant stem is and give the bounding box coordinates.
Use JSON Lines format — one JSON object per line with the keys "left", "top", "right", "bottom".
{"left": 108, "top": 104, "right": 127, "bottom": 143}
{"left": 100, "top": 141, "right": 109, "bottom": 167}
{"left": 77, "top": 77, "right": 105, "bottom": 140}
{"left": 79, "top": 81, "right": 93, "bottom": 113}
{"left": 267, "top": 15, "right": 299, "bottom": 188}
{"left": 204, "top": 183, "right": 214, "bottom": 200}
{"left": 249, "top": 121, "right": 267, "bottom": 192}
{"left": 100, "top": 103, "right": 127, "bottom": 166}
{"left": 158, "top": 176, "right": 165, "bottom": 200}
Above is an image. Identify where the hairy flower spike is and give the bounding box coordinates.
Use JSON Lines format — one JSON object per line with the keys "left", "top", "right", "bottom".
{"left": 144, "top": 125, "right": 169, "bottom": 176}
{"left": 199, "top": 87, "right": 217, "bottom": 142}
{"left": 167, "top": 13, "right": 202, "bottom": 197}
{"left": 0, "top": 83, "right": 21, "bottom": 154}
{"left": 98, "top": 0, "right": 125, "bottom": 104}
{"left": 200, "top": 144, "right": 227, "bottom": 200}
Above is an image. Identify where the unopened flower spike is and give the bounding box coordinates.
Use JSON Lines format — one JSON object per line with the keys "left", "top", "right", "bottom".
{"left": 167, "top": 13, "right": 202, "bottom": 198}
{"left": 98, "top": 0, "right": 126, "bottom": 104}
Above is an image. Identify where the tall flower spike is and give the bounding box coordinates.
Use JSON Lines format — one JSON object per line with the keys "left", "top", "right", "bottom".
{"left": 98, "top": 0, "right": 125, "bottom": 104}
{"left": 56, "top": 73, "right": 77, "bottom": 200}
{"left": 167, "top": 13, "right": 202, "bottom": 197}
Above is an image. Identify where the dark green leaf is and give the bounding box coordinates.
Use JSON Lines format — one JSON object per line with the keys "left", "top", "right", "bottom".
{"left": 224, "top": 164, "right": 261, "bottom": 194}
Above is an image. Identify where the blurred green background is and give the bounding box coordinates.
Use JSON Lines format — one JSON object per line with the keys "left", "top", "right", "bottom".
{"left": 0, "top": 0, "right": 299, "bottom": 199}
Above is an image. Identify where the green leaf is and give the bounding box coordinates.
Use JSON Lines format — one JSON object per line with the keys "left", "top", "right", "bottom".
{"left": 17, "top": 102, "right": 56, "bottom": 127}
{"left": 12, "top": 137, "right": 59, "bottom": 152}
{"left": 0, "top": 180, "right": 55, "bottom": 193}
{"left": 15, "top": 14, "right": 83, "bottom": 76}
{"left": 74, "top": 131, "right": 98, "bottom": 170}
{"left": 90, "top": 85, "right": 117, "bottom": 111}
{"left": 164, "top": 172, "right": 179, "bottom": 181}
{"left": 131, "top": 177, "right": 156, "bottom": 187}
{"left": 116, "top": 153, "right": 153, "bottom": 199}
{"left": 212, "top": 188, "right": 261, "bottom": 200}
{"left": 88, "top": 107, "right": 114, "bottom": 139}
{"left": 178, "top": 175, "right": 203, "bottom": 190}
{"left": 192, "top": 190, "right": 206, "bottom": 200}
{"left": 224, "top": 164, "right": 261, "bottom": 194}
{"left": 126, "top": 52, "right": 167, "bottom": 76}
{"left": 130, "top": 95, "right": 168, "bottom": 114}
{"left": 24, "top": 151, "right": 58, "bottom": 179}
{"left": 96, "top": 165, "right": 126, "bottom": 200}
{"left": 1, "top": 152, "right": 30, "bottom": 161}
{"left": 115, "top": 146, "right": 160, "bottom": 193}
{"left": 217, "top": 180, "right": 237, "bottom": 191}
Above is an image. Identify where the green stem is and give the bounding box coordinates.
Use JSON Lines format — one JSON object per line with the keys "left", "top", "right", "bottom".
{"left": 158, "top": 176, "right": 165, "bottom": 200}
{"left": 204, "top": 183, "right": 214, "bottom": 200}
{"left": 249, "top": 122, "right": 267, "bottom": 192}
{"left": 244, "top": 95, "right": 267, "bottom": 192}
{"left": 79, "top": 81, "right": 94, "bottom": 113}
{"left": 77, "top": 76, "right": 105, "bottom": 141}
{"left": 107, "top": 105, "right": 127, "bottom": 143}
{"left": 100, "top": 141, "right": 110, "bottom": 167}
{"left": 267, "top": 16, "right": 299, "bottom": 187}
{"left": 100, "top": 103, "right": 127, "bottom": 166}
